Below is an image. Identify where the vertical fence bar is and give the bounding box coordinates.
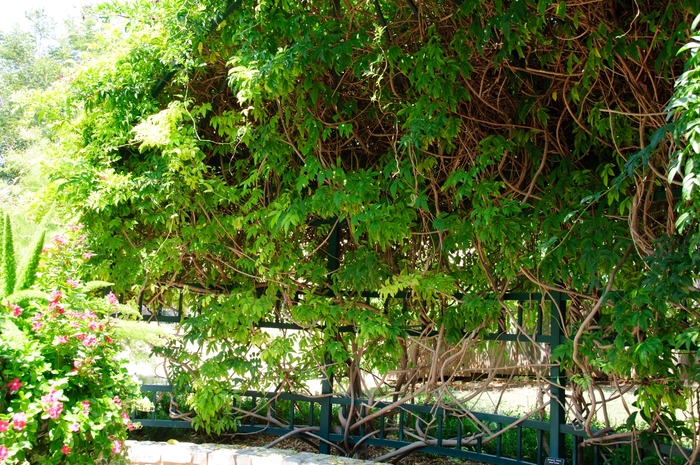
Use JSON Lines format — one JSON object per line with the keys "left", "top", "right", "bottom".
{"left": 496, "top": 423, "right": 503, "bottom": 457}
{"left": 549, "top": 292, "right": 567, "bottom": 460}
{"left": 289, "top": 400, "right": 295, "bottom": 427}
{"left": 318, "top": 364, "right": 332, "bottom": 454}
{"left": 594, "top": 445, "right": 599, "bottom": 465}
{"left": 319, "top": 218, "right": 340, "bottom": 454}
{"left": 151, "top": 390, "right": 157, "bottom": 421}
{"left": 572, "top": 435, "right": 578, "bottom": 465}
{"left": 457, "top": 418, "right": 462, "bottom": 451}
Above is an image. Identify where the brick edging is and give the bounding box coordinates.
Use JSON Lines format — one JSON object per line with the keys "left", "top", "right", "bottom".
{"left": 126, "top": 440, "right": 385, "bottom": 465}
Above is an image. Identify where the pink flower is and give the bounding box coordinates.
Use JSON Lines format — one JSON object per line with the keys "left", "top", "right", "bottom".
{"left": 88, "top": 321, "right": 98, "bottom": 331}
{"left": 121, "top": 410, "right": 130, "bottom": 424}
{"left": 32, "top": 320, "right": 44, "bottom": 331}
{"left": 48, "top": 290, "right": 63, "bottom": 303}
{"left": 127, "top": 422, "right": 136, "bottom": 431}
{"left": 46, "top": 403, "right": 63, "bottom": 419}
{"left": 74, "top": 360, "right": 83, "bottom": 369}
{"left": 7, "top": 378, "right": 21, "bottom": 393}
{"left": 61, "top": 445, "right": 71, "bottom": 454}
{"left": 113, "top": 396, "right": 122, "bottom": 407}
{"left": 42, "top": 389, "right": 60, "bottom": 404}
{"left": 82, "top": 252, "right": 94, "bottom": 260}
{"left": 75, "top": 333, "right": 86, "bottom": 341}
{"left": 106, "top": 292, "right": 119, "bottom": 306}
{"left": 0, "top": 445, "right": 8, "bottom": 460}
{"left": 83, "top": 310, "right": 97, "bottom": 319}
{"left": 49, "top": 302, "right": 65, "bottom": 314}
{"left": 54, "top": 335, "right": 69, "bottom": 344}
{"left": 83, "top": 335, "right": 97, "bottom": 347}
{"left": 105, "top": 336, "right": 113, "bottom": 344}
{"left": 9, "top": 304, "right": 21, "bottom": 316}
{"left": 112, "top": 440, "right": 122, "bottom": 454}
{"left": 0, "top": 420, "right": 9, "bottom": 432}
{"left": 52, "top": 234, "right": 68, "bottom": 246}
{"left": 80, "top": 400, "right": 90, "bottom": 415}
{"left": 66, "top": 278, "right": 80, "bottom": 288}
{"left": 69, "top": 422, "right": 80, "bottom": 432}
{"left": 68, "top": 223, "right": 81, "bottom": 231}
{"left": 12, "top": 412, "right": 27, "bottom": 430}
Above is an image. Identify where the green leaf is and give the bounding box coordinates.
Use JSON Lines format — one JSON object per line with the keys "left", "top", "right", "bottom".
{"left": 556, "top": 1, "right": 566, "bottom": 19}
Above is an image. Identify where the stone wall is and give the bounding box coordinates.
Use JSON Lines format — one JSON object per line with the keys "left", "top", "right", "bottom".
{"left": 126, "top": 441, "right": 384, "bottom": 465}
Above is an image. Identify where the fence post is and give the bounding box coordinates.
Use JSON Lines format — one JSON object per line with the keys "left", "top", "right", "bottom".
{"left": 318, "top": 220, "right": 340, "bottom": 454}
{"left": 549, "top": 291, "right": 567, "bottom": 460}
{"left": 318, "top": 361, "right": 333, "bottom": 454}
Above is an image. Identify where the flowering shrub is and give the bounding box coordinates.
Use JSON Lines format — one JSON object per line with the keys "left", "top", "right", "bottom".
{"left": 0, "top": 225, "right": 140, "bottom": 464}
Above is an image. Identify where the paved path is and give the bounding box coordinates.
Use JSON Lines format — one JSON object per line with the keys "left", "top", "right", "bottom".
{"left": 126, "top": 441, "right": 385, "bottom": 465}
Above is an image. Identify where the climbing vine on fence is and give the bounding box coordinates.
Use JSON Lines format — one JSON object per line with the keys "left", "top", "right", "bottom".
{"left": 40, "top": 0, "right": 700, "bottom": 461}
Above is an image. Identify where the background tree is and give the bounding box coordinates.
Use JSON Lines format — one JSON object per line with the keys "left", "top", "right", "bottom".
{"left": 0, "top": 9, "right": 99, "bottom": 251}
{"left": 0, "top": 11, "right": 63, "bottom": 158}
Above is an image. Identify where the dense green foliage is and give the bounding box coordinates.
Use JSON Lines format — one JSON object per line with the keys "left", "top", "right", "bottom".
{"left": 39, "top": 0, "right": 700, "bottom": 460}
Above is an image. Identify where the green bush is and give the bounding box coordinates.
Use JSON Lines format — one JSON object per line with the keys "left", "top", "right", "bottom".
{"left": 0, "top": 224, "right": 141, "bottom": 464}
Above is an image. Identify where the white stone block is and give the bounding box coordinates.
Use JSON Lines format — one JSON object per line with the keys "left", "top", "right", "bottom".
{"left": 161, "top": 444, "right": 195, "bottom": 465}
{"left": 279, "top": 454, "right": 306, "bottom": 465}
{"left": 190, "top": 444, "right": 216, "bottom": 465}
{"left": 281, "top": 452, "right": 319, "bottom": 465}
{"left": 207, "top": 448, "right": 238, "bottom": 465}
{"left": 127, "top": 440, "right": 163, "bottom": 464}
{"left": 232, "top": 449, "right": 254, "bottom": 465}
{"left": 250, "top": 450, "right": 284, "bottom": 465}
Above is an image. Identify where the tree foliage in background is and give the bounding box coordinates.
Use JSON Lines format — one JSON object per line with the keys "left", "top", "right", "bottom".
{"left": 0, "top": 11, "right": 90, "bottom": 155}
{"left": 0, "top": 9, "right": 99, "bottom": 195}
{"left": 0, "top": 9, "right": 102, "bottom": 260}
{"left": 41, "top": 0, "right": 700, "bottom": 460}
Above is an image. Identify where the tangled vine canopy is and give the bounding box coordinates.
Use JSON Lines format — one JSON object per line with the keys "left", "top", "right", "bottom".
{"left": 44, "top": 0, "right": 700, "bottom": 460}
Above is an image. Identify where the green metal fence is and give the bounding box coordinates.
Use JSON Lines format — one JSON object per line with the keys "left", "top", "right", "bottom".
{"left": 132, "top": 292, "right": 591, "bottom": 464}
{"left": 133, "top": 382, "right": 700, "bottom": 464}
